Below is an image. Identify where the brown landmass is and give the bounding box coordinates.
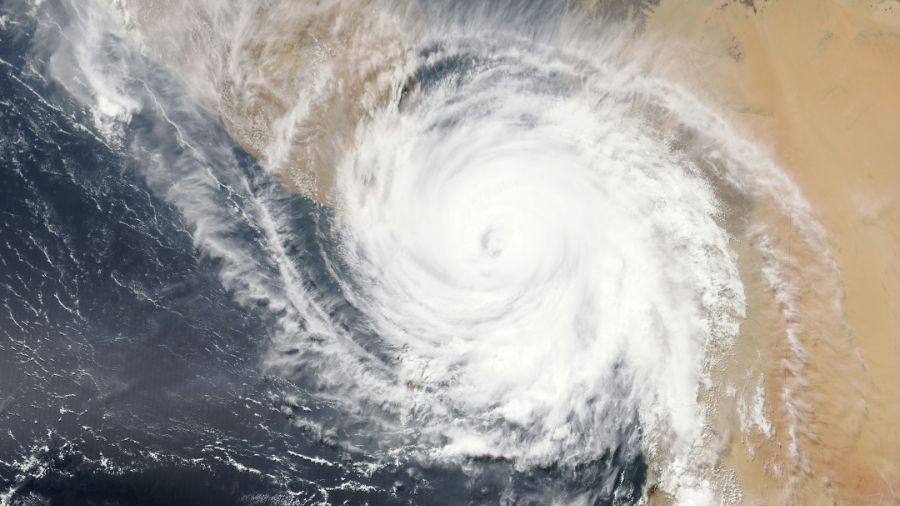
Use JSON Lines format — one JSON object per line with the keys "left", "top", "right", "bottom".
{"left": 110, "top": 0, "right": 420, "bottom": 203}
{"left": 641, "top": 0, "right": 900, "bottom": 503}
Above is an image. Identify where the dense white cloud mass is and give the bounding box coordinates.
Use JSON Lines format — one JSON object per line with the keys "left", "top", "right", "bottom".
{"left": 25, "top": 0, "right": 848, "bottom": 503}
{"left": 336, "top": 37, "right": 743, "bottom": 463}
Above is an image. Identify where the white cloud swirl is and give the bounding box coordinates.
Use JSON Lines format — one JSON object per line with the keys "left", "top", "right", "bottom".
{"left": 332, "top": 39, "right": 746, "bottom": 484}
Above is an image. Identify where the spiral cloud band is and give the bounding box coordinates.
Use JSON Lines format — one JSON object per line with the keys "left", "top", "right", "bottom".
{"left": 311, "top": 36, "right": 754, "bottom": 501}
{"left": 24, "top": 0, "right": 858, "bottom": 503}
{"left": 335, "top": 37, "right": 743, "bottom": 460}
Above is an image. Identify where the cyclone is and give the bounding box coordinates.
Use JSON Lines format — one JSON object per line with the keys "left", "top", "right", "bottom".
{"left": 331, "top": 35, "right": 744, "bottom": 470}
{"left": 1, "top": 0, "right": 868, "bottom": 504}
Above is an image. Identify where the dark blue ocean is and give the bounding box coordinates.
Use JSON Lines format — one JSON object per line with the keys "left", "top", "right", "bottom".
{"left": 0, "top": 1, "right": 647, "bottom": 504}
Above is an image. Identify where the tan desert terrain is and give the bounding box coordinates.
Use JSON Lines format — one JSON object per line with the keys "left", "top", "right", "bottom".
{"left": 641, "top": 0, "right": 900, "bottom": 503}
{"left": 108, "top": 0, "right": 420, "bottom": 203}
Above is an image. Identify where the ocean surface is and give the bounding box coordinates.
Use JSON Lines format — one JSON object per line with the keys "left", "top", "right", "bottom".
{"left": 0, "top": 3, "right": 647, "bottom": 504}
